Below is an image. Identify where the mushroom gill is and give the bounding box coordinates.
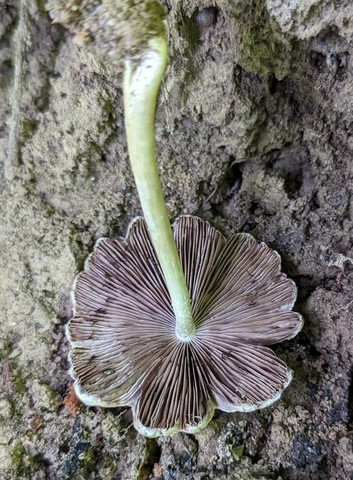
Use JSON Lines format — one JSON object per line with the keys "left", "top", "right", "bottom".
{"left": 68, "top": 215, "right": 303, "bottom": 437}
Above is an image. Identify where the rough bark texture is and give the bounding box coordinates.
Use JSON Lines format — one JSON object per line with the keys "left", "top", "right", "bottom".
{"left": 1, "top": 0, "right": 353, "bottom": 478}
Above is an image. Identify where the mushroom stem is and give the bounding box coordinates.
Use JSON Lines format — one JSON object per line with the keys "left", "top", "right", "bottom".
{"left": 123, "top": 37, "right": 196, "bottom": 341}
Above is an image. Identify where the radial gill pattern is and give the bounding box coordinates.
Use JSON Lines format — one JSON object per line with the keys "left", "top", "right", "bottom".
{"left": 68, "top": 215, "right": 303, "bottom": 437}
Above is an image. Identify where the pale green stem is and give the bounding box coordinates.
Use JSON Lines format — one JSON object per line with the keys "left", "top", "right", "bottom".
{"left": 123, "top": 37, "right": 196, "bottom": 341}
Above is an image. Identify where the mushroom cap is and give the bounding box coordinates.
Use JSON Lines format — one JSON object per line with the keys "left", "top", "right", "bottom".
{"left": 68, "top": 215, "right": 303, "bottom": 437}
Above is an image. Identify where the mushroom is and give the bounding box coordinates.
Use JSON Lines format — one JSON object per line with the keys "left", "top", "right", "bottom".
{"left": 68, "top": 215, "right": 303, "bottom": 437}
{"left": 48, "top": 0, "right": 303, "bottom": 435}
